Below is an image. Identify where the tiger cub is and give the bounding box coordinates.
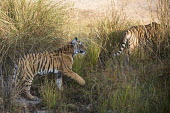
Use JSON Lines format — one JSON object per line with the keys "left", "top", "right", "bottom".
{"left": 113, "top": 22, "right": 161, "bottom": 56}
{"left": 13, "top": 37, "right": 86, "bottom": 100}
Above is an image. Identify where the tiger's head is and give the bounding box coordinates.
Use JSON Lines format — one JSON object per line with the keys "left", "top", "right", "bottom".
{"left": 64, "top": 37, "right": 86, "bottom": 56}
{"left": 72, "top": 37, "right": 86, "bottom": 55}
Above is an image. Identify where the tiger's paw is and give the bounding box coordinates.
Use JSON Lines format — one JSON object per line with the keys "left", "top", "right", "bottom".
{"left": 79, "top": 79, "right": 85, "bottom": 85}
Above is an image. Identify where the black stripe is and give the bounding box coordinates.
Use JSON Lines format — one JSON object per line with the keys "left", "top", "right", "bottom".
{"left": 47, "top": 56, "right": 52, "bottom": 73}
{"left": 53, "top": 57, "right": 55, "bottom": 73}
{"left": 39, "top": 56, "right": 44, "bottom": 73}
{"left": 20, "top": 79, "right": 32, "bottom": 86}
{"left": 45, "top": 56, "right": 50, "bottom": 73}
{"left": 31, "top": 62, "right": 35, "bottom": 74}
{"left": 57, "top": 56, "right": 61, "bottom": 70}
{"left": 25, "top": 73, "right": 33, "bottom": 81}
{"left": 37, "top": 56, "right": 40, "bottom": 72}
{"left": 25, "top": 61, "right": 34, "bottom": 78}
{"left": 42, "top": 55, "right": 47, "bottom": 74}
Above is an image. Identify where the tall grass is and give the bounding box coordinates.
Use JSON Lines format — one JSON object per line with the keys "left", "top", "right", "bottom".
{"left": 0, "top": 0, "right": 66, "bottom": 37}
{"left": 0, "top": 0, "right": 68, "bottom": 58}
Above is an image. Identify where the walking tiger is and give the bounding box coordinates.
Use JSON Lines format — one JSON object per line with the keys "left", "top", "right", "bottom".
{"left": 13, "top": 37, "right": 86, "bottom": 100}
{"left": 113, "top": 22, "right": 162, "bottom": 56}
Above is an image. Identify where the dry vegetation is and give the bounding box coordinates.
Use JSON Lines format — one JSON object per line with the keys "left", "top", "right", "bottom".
{"left": 0, "top": 0, "right": 169, "bottom": 113}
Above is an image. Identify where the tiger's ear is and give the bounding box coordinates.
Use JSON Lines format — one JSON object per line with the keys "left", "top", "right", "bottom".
{"left": 71, "top": 37, "right": 78, "bottom": 44}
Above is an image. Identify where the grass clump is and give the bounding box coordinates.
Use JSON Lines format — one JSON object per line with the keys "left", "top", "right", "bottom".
{"left": 0, "top": 0, "right": 68, "bottom": 57}
{"left": 0, "top": 0, "right": 66, "bottom": 37}
{"left": 40, "top": 77, "right": 62, "bottom": 110}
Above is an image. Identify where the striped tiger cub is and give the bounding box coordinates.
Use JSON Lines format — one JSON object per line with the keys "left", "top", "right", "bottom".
{"left": 13, "top": 37, "right": 86, "bottom": 100}
{"left": 113, "top": 22, "right": 161, "bottom": 56}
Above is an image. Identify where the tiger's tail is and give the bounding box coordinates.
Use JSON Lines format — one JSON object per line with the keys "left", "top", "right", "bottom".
{"left": 113, "top": 32, "right": 131, "bottom": 56}
{"left": 113, "top": 42, "right": 126, "bottom": 56}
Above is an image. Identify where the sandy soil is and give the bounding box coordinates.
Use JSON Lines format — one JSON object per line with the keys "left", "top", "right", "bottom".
{"left": 61, "top": 0, "right": 170, "bottom": 24}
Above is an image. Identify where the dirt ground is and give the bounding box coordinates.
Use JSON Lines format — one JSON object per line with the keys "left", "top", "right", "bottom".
{"left": 62, "top": 0, "right": 170, "bottom": 24}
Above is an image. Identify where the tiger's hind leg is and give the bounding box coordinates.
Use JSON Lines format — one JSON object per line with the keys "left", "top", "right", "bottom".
{"left": 24, "top": 85, "right": 40, "bottom": 101}
{"left": 23, "top": 80, "right": 40, "bottom": 101}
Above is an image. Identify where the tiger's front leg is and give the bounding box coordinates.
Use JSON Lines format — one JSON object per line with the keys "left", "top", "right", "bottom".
{"left": 63, "top": 70, "right": 85, "bottom": 85}
{"left": 55, "top": 71, "right": 63, "bottom": 91}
